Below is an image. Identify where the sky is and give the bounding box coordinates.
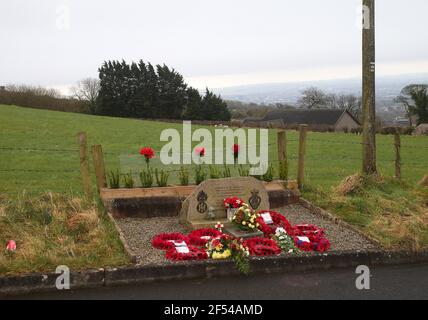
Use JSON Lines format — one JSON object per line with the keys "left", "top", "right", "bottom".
{"left": 1, "top": 0, "right": 428, "bottom": 94}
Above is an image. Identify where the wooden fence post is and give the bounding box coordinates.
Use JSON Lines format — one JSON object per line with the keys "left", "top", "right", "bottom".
{"left": 277, "top": 130, "right": 288, "bottom": 181}
{"left": 297, "top": 124, "right": 308, "bottom": 189}
{"left": 394, "top": 129, "right": 401, "bottom": 180}
{"left": 92, "top": 145, "right": 107, "bottom": 191}
{"left": 78, "top": 132, "right": 92, "bottom": 198}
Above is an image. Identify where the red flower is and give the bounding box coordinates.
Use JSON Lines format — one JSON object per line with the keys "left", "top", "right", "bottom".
{"left": 224, "top": 197, "right": 245, "bottom": 209}
{"left": 6, "top": 240, "right": 16, "bottom": 251}
{"left": 244, "top": 238, "right": 281, "bottom": 256}
{"left": 292, "top": 224, "right": 325, "bottom": 238}
{"left": 165, "top": 246, "right": 208, "bottom": 261}
{"left": 233, "top": 144, "right": 240, "bottom": 155}
{"left": 188, "top": 228, "right": 223, "bottom": 246}
{"left": 152, "top": 233, "right": 189, "bottom": 250}
{"left": 140, "top": 147, "right": 155, "bottom": 160}
{"left": 232, "top": 144, "right": 240, "bottom": 164}
{"left": 256, "top": 210, "right": 293, "bottom": 237}
{"left": 194, "top": 147, "right": 205, "bottom": 157}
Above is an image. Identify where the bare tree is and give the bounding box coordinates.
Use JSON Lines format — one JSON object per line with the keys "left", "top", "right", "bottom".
{"left": 298, "top": 87, "right": 327, "bottom": 109}
{"left": 335, "top": 94, "right": 362, "bottom": 118}
{"left": 71, "top": 78, "right": 100, "bottom": 114}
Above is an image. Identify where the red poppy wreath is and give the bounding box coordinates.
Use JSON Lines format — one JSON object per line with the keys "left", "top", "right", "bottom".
{"left": 256, "top": 210, "right": 293, "bottom": 236}
{"left": 152, "top": 233, "right": 189, "bottom": 250}
{"left": 188, "top": 228, "right": 223, "bottom": 246}
{"left": 165, "top": 246, "right": 208, "bottom": 261}
{"left": 244, "top": 237, "right": 282, "bottom": 256}
{"left": 292, "top": 224, "right": 325, "bottom": 237}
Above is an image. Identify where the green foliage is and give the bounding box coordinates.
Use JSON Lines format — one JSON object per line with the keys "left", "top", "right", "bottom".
{"left": 278, "top": 160, "right": 288, "bottom": 181}
{"left": 139, "top": 169, "right": 153, "bottom": 188}
{"left": 272, "top": 231, "right": 300, "bottom": 254}
{"left": 194, "top": 165, "right": 207, "bottom": 185}
{"left": 108, "top": 169, "right": 120, "bottom": 189}
{"left": 238, "top": 165, "right": 250, "bottom": 177}
{"left": 209, "top": 165, "right": 221, "bottom": 179}
{"left": 397, "top": 84, "right": 428, "bottom": 125}
{"left": 222, "top": 165, "right": 231, "bottom": 178}
{"left": 1, "top": 105, "right": 428, "bottom": 194}
{"left": 97, "top": 60, "right": 230, "bottom": 121}
{"left": 262, "top": 164, "right": 275, "bottom": 182}
{"left": 178, "top": 166, "right": 189, "bottom": 186}
{"left": 155, "top": 168, "right": 170, "bottom": 187}
{"left": 122, "top": 172, "right": 134, "bottom": 189}
{"left": 183, "top": 88, "right": 231, "bottom": 121}
{"left": 232, "top": 252, "right": 250, "bottom": 275}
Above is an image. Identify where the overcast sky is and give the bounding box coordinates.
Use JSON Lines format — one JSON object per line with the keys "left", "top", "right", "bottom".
{"left": 1, "top": 0, "right": 427, "bottom": 94}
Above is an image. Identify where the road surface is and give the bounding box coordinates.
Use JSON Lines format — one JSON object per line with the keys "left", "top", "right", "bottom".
{"left": 10, "top": 263, "right": 428, "bottom": 300}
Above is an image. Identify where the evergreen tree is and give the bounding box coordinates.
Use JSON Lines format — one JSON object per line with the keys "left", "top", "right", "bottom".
{"left": 97, "top": 59, "right": 230, "bottom": 121}
{"left": 182, "top": 87, "right": 203, "bottom": 120}
{"left": 156, "top": 64, "right": 187, "bottom": 119}
{"left": 201, "top": 89, "right": 231, "bottom": 121}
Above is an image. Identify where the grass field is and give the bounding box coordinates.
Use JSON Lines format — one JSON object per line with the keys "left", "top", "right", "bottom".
{"left": 1, "top": 105, "right": 427, "bottom": 195}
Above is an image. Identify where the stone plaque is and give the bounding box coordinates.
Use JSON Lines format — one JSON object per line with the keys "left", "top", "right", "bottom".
{"left": 179, "top": 177, "right": 269, "bottom": 230}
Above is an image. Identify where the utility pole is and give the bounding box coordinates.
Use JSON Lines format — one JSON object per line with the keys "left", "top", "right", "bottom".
{"left": 362, "top": 0, "right": 377, "bottom": 174}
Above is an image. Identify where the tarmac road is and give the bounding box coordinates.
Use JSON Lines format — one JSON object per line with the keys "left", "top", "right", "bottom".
{"left": 10, "top": 263, "right": 428, "bottom": 300}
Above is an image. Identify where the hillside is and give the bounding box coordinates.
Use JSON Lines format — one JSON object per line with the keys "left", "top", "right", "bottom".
{"left": 0, "top": 104, "right": 427, "bottom": 196}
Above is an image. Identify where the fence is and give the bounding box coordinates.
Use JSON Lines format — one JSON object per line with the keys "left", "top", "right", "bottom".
{"left": 0, "top": 127, "right": 427, "bottom": 198}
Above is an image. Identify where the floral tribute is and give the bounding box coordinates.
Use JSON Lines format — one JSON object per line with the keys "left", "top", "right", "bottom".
{"left": 243, "top": 237, "right": 281, "bottom": 256}
{"left": 165, "top": 246, "right": 208, "bottom": 261}
{"left": 232, "top": 204, "right": 260, "bottom": 232}
{"left": 272, "top": 229, "right": 300, "bottom": 254}
{"left": 292, "top": 224, "right": 325, "bottom": 238}
{"left": 152, "top": 233, "right": 189, "bottom": 250}
{"left": 206, "top": 234, "right": 250, "bottom": 274}
{"left": 256, "top": 210, "right": 293, "bottom": 237}
{"left": 223, "top": 197, "right": 246, "bottom": 209}
{"left": 293, "top": 235, "right": 331, "bottom": 252}
{"left": 151, "top": 199, "right": 332, "bottom": 272}
{"left": 188, "top": 228, "right": 223, "bottom": 246}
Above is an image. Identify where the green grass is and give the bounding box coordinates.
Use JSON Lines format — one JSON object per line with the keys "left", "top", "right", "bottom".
{"left": 303, "top": 175, "right": 428, "bottom": 250}
{"left": 0, "top": 193, "right": 129, "bottom": 275}
{"left": 1, "top": 105, "right": 427, "bottom": 195}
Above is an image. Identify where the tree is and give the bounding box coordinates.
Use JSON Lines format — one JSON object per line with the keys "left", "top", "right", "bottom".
{"left": 156, "top": 64, "right": 187, "bottom": 119}
{"left": 298, "top": 87, "right": 328, "bottom": 109}
{"left": 182, "top": 87, "right": 203, "bottom": 120}
{"left": 334, "top": 93, "right": 362, "bottom": 119}
{"left": 96, "top": 59, "right": 230, "bottom": 121}
{"left": 71, "top": 78, "right": 100, "bottom": 114}
{"left": 201, "top": 89, "right": 231, "bottom": 121}
{"left": 395, "top": 84, "right": 428, "bottom": 126}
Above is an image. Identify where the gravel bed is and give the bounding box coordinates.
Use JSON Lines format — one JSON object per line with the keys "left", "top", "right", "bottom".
{"left": 281, "top": 205, "right": 377, "bottom": 252}
{"left": 115, "top": 204, "right": 378, "bottom": 266}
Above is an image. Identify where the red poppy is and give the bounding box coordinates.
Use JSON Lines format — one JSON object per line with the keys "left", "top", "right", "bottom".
{"left": 233, "top": 144, "right": 240, "bottom": 155}
{"left": 165, "top": 246, "right": 208, "bottom": 261}
{"left": 6, "top": 240, "right": 16, "bottom": 251}
{"left": 140, "top": 147, "right": 155, "bottom": 159}
{"left": 194, "top": 147, "right": 205, "bottom": 157}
